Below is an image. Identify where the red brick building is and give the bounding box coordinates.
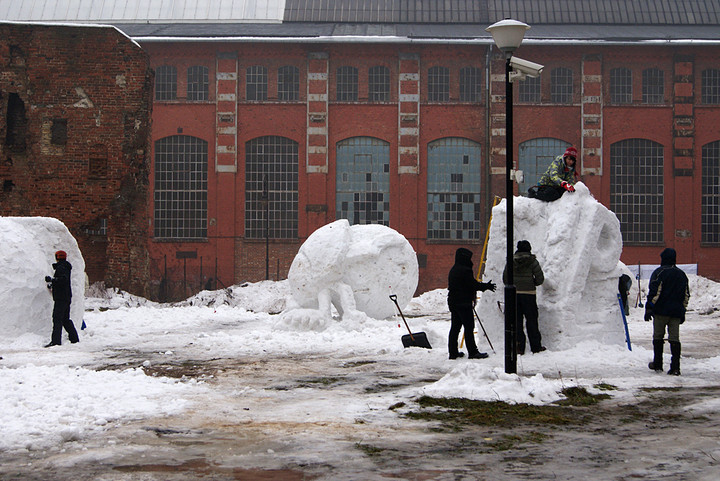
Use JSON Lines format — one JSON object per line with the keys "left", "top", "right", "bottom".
{"left": 3, "top": 1, "right": 720, "bottom": 300}
{"left": 0, "top": 23, "right": 153, "bottom": 294}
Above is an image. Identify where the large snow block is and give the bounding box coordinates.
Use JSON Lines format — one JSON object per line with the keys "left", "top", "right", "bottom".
{"left": 478, "top": 183, "right": 625, "bottom": 349}
{"left": 1, "top": 217, "right": 85, "bottom": 338}
{"left": 285, "top": 219, "right": 418, "bottom": 322}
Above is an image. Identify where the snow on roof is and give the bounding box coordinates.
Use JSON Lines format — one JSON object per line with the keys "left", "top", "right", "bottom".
{"left": 0, "top": 0, "right": 286, "bottom": 24}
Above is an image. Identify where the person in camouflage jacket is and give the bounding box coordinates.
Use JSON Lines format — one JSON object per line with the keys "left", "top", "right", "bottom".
{"left": 530, "top": 146, "right": 579, "bottom": 201}
{"left": 503, "top": 240, "right": 545, "bottom": 354}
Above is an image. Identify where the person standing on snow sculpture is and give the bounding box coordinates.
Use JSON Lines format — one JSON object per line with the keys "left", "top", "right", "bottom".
{"left": 645, "top": 248, "right": 690, "bottom": 376}
{"left": 44, "top": 250, "right": 79, "bottom": 348}
{"left": 502, "top": 240, "right": 546, "bottom": 354}
{"left": 530, "top": 146, "right": 579, "bottom": 202}
{"left": 447, "top": 248, "right": 496, "bottom": 360}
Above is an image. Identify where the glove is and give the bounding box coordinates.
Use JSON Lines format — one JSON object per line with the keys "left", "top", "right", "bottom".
{"left": 644, "top": 310, "right": 653, "bottom": 322}
{"left": 561, "top": 181, "right": 575, "bottom": 192}
{"left": 483, "top": 281, "right": 497, "bottom": 292}
{"left": 45, "top": 276, "right": 53, "bottom": 283}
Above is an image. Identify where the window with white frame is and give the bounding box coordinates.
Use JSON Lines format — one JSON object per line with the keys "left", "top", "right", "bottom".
{"left": 278, "top": 65, "right": 299, "bottom": 101}
{"left": 155, "top": 65, "right": 177, "bottom": 101}
{"left": 610, "top": 67, "right": 633, "bottom": 104}
{"left": 336, "top": 137, "right": 390, "bottom": 225}
{"left": 369, "top": 66, "right": 390, "bottom": 102}
{"left": 551, "top": 67, "right": 573, "bottom": 103}
{"left": 610, "top": 139, "right": 664, "bottom": 244}
{"left": 428, "top": 66, "right": 450, "bottom": 102}
{"left": 246, "top": 65, "right": 268, "bottom": 101}
{"left": 427, "top": 138, "right": 482, "bottom": 240}
{"left": 336, "top": 66, "right": 358, "bottom": 101}
{"left": 244, "top": 136, "right": 298, "bottom": 239}
{"left": 702, "top": 140, "right": 720, "bottom": 244}
{"left": 518, "top": 76, "right": 541, "bottom": 103}
{"left": 701, "top": 68, "right": 720, "bottom": 104}
{"left": 459, "top": 66, "right": 482, "bottom": 102}
{"left": 154, "top": 135, "right": 208, "bottom": 239}
{"left": 642, "top": 68, "right": 664, "bottom": 104}
{"left": 187, "top": 65, "right": 209, "bottom": 101}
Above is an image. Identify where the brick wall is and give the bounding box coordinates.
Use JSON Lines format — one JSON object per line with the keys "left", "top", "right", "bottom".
{"left": 0, "top": 23, "right": 153, "bottom": 296}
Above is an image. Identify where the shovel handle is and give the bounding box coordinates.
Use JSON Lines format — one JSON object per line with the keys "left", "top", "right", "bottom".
{"left": 389, "top": 294, "right": 415, "bottom": 340}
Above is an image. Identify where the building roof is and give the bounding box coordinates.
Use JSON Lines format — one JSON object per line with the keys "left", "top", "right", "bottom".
{"left": 2, "top": 0, "right": 720, "bottom": 43}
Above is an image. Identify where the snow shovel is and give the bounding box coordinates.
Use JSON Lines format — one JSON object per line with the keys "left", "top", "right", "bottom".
{"left": 389, "top": 294, "right": 432, "bottom": 349}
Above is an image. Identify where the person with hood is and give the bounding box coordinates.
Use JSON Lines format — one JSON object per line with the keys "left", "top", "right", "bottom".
{"left": 645, "top": 248, "right": 690, "bottom": 375}
{"left": 44, "top": 250, "right": 79, "bottom": 348}
{"left": 503, "top": 240, "right": 545, "bottom": 354}
{"left": 447, "top": 248, "right": 496, "bottom": 360}
{"left": 530, "top": 146, "right": 579, "bottom": 202}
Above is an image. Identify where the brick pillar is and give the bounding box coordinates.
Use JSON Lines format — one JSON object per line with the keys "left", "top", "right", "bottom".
{"left": 307, "top": 52, "right": 328, "bottom": 174}
{"left": 215, "top": 52, "right": 238, "bottom": 173}
{"left": 581, "top": 54, "right": 603, "bottom": 175}
{"left": 488, "top": 51, "right": 507, "bottom": 191}
{"left": 672, "top": 54, "right": 695, "bottom": 255}
{"left": 398, "top": 53, "right": 419, "bottom": 174}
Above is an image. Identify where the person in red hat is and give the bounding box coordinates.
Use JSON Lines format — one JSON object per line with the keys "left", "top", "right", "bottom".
{"left": 44, "top": 250, "right": 79, "bottom": 347}
{"left": 530, "top": 146, "right": 580, "bottom": 201}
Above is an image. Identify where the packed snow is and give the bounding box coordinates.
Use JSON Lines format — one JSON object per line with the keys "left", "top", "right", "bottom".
{"left": 1, "top": 202, "right": 720, "bottom": 456}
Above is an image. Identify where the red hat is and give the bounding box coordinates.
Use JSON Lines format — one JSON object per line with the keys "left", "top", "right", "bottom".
{"left": 55, "top": 250, "right": 67, "bottom": 260}
{"left": 564, "top": 147, "right": 578, "bottom": 158}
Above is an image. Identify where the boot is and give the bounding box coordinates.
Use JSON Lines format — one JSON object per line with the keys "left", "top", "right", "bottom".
{"left": 667, "top": 341, "right": 681, "bottom": 376}
{"left": 648, "top": 339, "right": 664, "bottom": 371}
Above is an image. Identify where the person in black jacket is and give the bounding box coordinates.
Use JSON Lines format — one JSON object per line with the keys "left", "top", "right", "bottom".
{"left": 644, "top": 248, "right": 690, "bottom": 375}
{"left": 502, "top": 240, "right": 546, "bottom": 354}
{"left": 44, "top": 250, "right": 79, "bottom": 348}
{"left": 447, "top": 248, "right": 496, "bottom": 360}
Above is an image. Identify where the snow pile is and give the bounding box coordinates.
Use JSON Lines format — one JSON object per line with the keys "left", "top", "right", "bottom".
{"left": 1, "top": 217, "right": 85, "bottom": 338}
{"left": 479, "top": 183, "right": 626, "bottom": 350}
{"left": 281, "top": 220, "right": 418, "bottom": 326}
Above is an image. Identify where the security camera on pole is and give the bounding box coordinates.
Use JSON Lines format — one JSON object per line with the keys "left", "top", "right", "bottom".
{"left": 486, "top": 19, "right": 544, "bottom": 374}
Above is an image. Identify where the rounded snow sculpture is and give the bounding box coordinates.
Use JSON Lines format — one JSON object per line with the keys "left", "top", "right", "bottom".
{"left": 284, "top": 220, "right": 418, "bottom": 324}
{"left": 478, "top": 183, "right": 625, "bottom": 350}
{"left": 1, "top": 217, "right": 86, "bottom": 337}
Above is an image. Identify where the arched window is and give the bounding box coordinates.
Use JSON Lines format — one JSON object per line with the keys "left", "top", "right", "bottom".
{"left": 642, "top": 68, "right": 664, "bottom": 104}
{"left": 428, "top": 66, "right": 450, "bottom": 101}
{"left": 187, "top": 65, "right": 209, "bottom": 101}
{"left": 459, "top": 66, "right": 482, "bottom": 102}
{"left": 610, "top": 139, "right": 664, "bottom": 244}
{"left": 551, "top": 67, "right": 573, "bottom": 103}
{"left": 336, "top": 66, "right": 358, "bottom": 101}
{"left": 369, "top": 66, "right": 390, "bottom": 102}
{"left": 427, "top": 138, "right": 482, "bottom": 240}
{"left": 154, "top": 135, "right": 208, "bottom": 239}
{"left": 336, "top": 137, "right": 390, "bottom": 225}
{"left": 155, "top": 65, "right": 177, "bottom": 101}
{"left": 246, "top": 65, "right": 268, "bottom": 101}
{"left": 610, "top": 67, "right": 632, "bottom": 104}
{"left": 518, "top": 76, "right": 540, "bottom": 103}
{"left": 701, "top": 68, "right": 720, "bottom": 104}
{"left": 702, "top": 141, "right": 720, "bottom": 244}
{"left": 518, "top": 138, "right": 571, "bottom": 195}
{"left": 245, "top": 136, "right": 298, "bottom": 239}
{"left": 278, "top": 65, "right": 299, "bottom": 101}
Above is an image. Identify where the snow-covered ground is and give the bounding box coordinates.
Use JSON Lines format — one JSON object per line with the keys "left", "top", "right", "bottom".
{"left": 1, "top": 276, "right": 719, "bottom": 460}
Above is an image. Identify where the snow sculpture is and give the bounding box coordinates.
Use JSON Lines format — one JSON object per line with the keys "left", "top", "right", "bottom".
{"left": 1, "top": 217, "right": 85, "bottom": 337}
{"left": 478, "top": 182, "right": 626, "bottom": 349}
{"left": 281, "top": 219, "right": 418, "bottom": 328}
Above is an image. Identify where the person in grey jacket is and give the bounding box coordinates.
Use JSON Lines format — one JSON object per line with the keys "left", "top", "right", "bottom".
{"left": 503, "top": 240, "right": 545, "bottom": 354}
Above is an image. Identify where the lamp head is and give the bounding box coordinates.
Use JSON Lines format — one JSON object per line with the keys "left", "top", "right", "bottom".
{"left": 486, "top": 19, "right": 530, "bottom": 54}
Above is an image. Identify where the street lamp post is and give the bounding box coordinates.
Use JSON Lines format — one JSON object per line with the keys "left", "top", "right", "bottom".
{"left": 486, "top": 19, "right": 531, "bottom": 375}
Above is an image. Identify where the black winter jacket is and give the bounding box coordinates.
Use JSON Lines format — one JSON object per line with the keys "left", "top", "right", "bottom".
{"left": 647, "top": 264, "right": 689, "bottom": 319}
{"left": 50, "top": 259, "right": 73, "bottom": 302}
{"left": 448, "top": 248, "right": 494, "bottom": 307}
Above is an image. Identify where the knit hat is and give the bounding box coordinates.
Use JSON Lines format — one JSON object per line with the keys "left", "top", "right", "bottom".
{"left": 55, "top": 250, "right": 67, "bottom": 260}
{"left": 564, "top": 147, "right": 578, "bottom": 158}
{"left": 517, "top": 240, "right": 532, "bottom": 253}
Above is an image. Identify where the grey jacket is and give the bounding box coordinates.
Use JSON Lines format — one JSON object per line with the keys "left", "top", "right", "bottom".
{"left": 503, "top": 251, "right": 544, "bottom": 294}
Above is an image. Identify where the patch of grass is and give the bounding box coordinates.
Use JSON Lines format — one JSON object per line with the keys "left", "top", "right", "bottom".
{"left": 593, "top": 382, "right": 618, "bottom": 391}
{"left": 389, "top": 402, "right": 406, "bottom": 410}
{"left": 485, "top": 431, "right": 548, "bottom": 451}
{"left": 297, "top": 376, "right": 342, "bottom": 387}
{"left": 640, "top": 386, "right": 683, "bottom": 392}
{"left": 342, "top": 360, "right": 376, "bottom": 368}
{"left": 555, "top": 386, "right": 611, "bottom": 406}
{"left": 355, "top": 443, "right": 385, "bottom": 457}
{"left": 405, "top": 396, "right": 584, "bottom": 429}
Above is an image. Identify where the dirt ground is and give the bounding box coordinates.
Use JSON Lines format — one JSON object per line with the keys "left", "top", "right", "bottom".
{"left": 2, "top": 334, "right": 719, "bottom": 481}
